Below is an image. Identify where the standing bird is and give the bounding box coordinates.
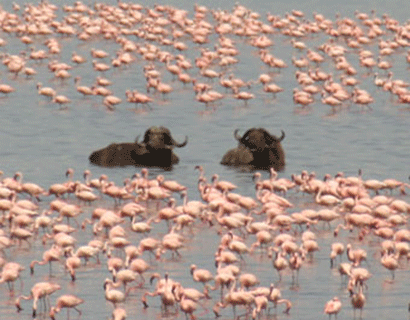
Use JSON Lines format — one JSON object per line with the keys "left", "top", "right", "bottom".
{"left": 0, "top": 84, "right": 15, "bottom": 96}
{"left": 111, "top": 307, "right": 127, "bottom": 320}
{"left": 52, "top": 94, "right": 71, "bottom": 109}
{"left": 104, "top": 278, "right": 125, "bottom": 307}
{"left": 178, "top": 293, "right": 199, "bottom": 320}
{"left": 74, "top": 76, "right": 94, "bottom": 97}
{"left": 324, "top": 297, "right": 342, "bottom": 319}
{"left": 233, "top": 89, "right": 255, "bottom": 106}
{"left": 103, "top": 95, "right": 122, "bottom": 110}
{"left": 15, "top": 282, "right": 61, "bottom": 317}
{"left": 0, "top": 262, "right": 24, "bottom": 294}
{"left": 330, "top": 242, "right": 345, "bottom": 268}
{"left": 190, "top": 264, "right": 214, "bottom": 290}
{"left": 381, "top": 252, "right": 399, "bottom": 280}
{"left": 271, "top": 247, "right": 288, "bottom": 281}
{"left": 37, "top": 82, "right": 56, "bottom": 99}
{"left": 30, "top": 244, "right": 62, "bottom": 275}
{"left": 49, "top": 294, "right": 84, "bottom": 319}
{"left": 351, "top": 283, "right": 366, "bottom": 319}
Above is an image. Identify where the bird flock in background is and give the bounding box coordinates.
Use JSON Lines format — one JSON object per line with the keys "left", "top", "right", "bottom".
{"left": 0, "top": 2, "right": 409, "bottom": 114}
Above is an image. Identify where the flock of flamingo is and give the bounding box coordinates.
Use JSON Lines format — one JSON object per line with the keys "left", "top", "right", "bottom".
{"left": 0, "top": 165, "right": 410, "bottom": 319}
{"left": 0, "top": 1, "right": 409, "bottom": 114}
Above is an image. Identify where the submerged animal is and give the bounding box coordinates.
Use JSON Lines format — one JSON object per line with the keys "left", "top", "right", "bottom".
{"left": 221, "top": 128, "right": 285, "bottom": 171}
{"left": 89, "top": 126, "right": 188, "bottom": 169}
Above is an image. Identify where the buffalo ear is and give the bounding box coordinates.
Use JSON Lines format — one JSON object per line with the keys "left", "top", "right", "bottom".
{"left": 240, "top": 129, "right": 253, "bottom": 146}
{"left": 161, "top": 127, "right": 175, "bottom": 146}
{"left": 143, "top": 128, "right": 152, "bottom": 144}
{"left": 163, "top": 131, "right": 172, "bottom": 146}
{"left": 263, "top": 130, "right": 275, "bottom": 146}
{"left": 161, "top": 127, "right": 171, "bottom": 136}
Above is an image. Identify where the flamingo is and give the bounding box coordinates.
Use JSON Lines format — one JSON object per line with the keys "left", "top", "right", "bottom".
{"left": 104, "top": 278, "right": 126, "bottom": 307}
{"left": 96, "top": 76, "right": 112, "bottom": 86}
{"left": 381, "top": 251, "right": 399, "bottom": 280}
{"left": 233, "top": 89, "right": 254, "bottom": 105}
{"left": 346, "top": 244, "right": 368, "bottom": 267}
{"left": 104, "top": 95, "right": 122, "bottom": 110}
{"left": 301, "top": 239, "right": 320, "bottom": 260}
{"left": 66, "top": 245, "right": 100, "bottom": 265}
{"left": 156, "top": 175, "right": 187, "bottom": 193}
{"left": 142, "top": 272, "right": 178, "bottom": 315}
{"left": 178, "top": 293, "right": 199, "bottom": 320}
{"left": 93, "top": 60, "right": 110, "bottom": 72}
{"left": 74, "top": 76, "right": 94, "bottom": 97}
{"left": 93, "top": 86, "right": 112, "bottom": 96}
{"left": 65, "top": 254, "right": 81, "bottom": 282}
{"left": 72, "top": 52, "right": 86, "bottom": 64}
{"left": 128, "top": 258, "right": 150, "bottom": 287}
{"left": 213, "top": 278, "right": 255, "bottom": 319}
{"left": 91, "top": 48, "right": 109, "bottom": 59}
{"left": 15, "top": 282, "right": 61, "bottom": 317}
{"left": 252, "top": 295, "right": 268, "bottom": 319}
{"left": 315, "top": 186, "right": 341, "bottom": 206}
{"left": 154, "top": 198, "right": 179, "bottom": 229}
{"left": 263, "top": 83, "right": 284, "bottom": 97}
{"left": 155, "top": 81, "right": 173, "bottom": 100}
{"left": 74, "top": 186, "right": 98, "bottom": 204}
{"left": 190, "top": 264, "right": 214, "bottom": 288}
{"left": 351, "top": 282, "right": 366, "bottom": 318}
{"left": 49, "top": 294, "right": 84, "bottom": 320}
{"left": 111, "top": 269, "right": 138, "bottom": 294}
{"left": 52, "top": 94, "right": 71, "bottom": 109}
{"left": 215, "top": 246, "right": 239, "bottom": 265}
{"left": 211, "top": 174, "right": 237, "bottom": 193}
{"left": 0, "top": 262, "right": 24, "bottom": 294}
{"left": 330, "top": 242, "right": 345, "bottom": 268}
{"left": 158, "top": 230, "right": 185, "bottom": 260}
{"left": 324, "top": 297, "right": 342, "bottom": 319}
{"left": 131, "top": 216, "right": 154, "bottom": 235}
{"left": 239, "top": 273, "right": 259, "bottom": 290}
{"left": 0, "top": 84, "right": 15, "bottom": 96}
{"left": 111, "top": 308, "right": 127, "bottom": 320}
{"left": 271, "top": 248, "right": 288, "bottom": 281}
{"left": 30, "top": 244, "right": 62, "bottom": 275}
{"left": 37, "top": 82, "right": 56, "bottom": 99}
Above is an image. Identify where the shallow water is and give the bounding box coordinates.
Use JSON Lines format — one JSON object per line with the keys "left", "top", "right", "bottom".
{"left": 1, "top": 1, "right": 410, "bottom": 320}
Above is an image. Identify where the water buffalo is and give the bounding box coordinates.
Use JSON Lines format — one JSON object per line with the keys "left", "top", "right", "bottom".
{"left": 220, "top": 128, "right": 285, "bottom": 171}
{"left": 88, "top": 126, "right": 188, "bottom": 169}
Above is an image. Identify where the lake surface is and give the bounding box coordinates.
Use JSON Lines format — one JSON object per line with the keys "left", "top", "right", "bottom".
{"left": 0, "top": 1, "right": 410, "bottom": 319}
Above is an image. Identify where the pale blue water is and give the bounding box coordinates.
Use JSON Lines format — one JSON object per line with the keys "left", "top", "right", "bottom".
{"left": 0, "top": 1, "right": 410, "bottom": 319}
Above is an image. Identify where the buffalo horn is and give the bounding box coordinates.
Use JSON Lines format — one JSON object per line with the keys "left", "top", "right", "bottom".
{"left": 234, "top": 129, "right": 242, "bottom": 141}
{"left": 173, "top": 136, "right": 188, "bottom": 148}
{"left": 278, "top": 130, "right": 285, "bottom": 142}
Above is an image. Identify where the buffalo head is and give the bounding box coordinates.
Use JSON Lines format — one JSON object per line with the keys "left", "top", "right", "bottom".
{"left": 221, "top": 127, "right": 286, "bottom": 171}
{"left": 136, "top": 126, "right": 188, "bottom": 150}
{"left": 234, "top": 128, "right": 285, "bottom": 151}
